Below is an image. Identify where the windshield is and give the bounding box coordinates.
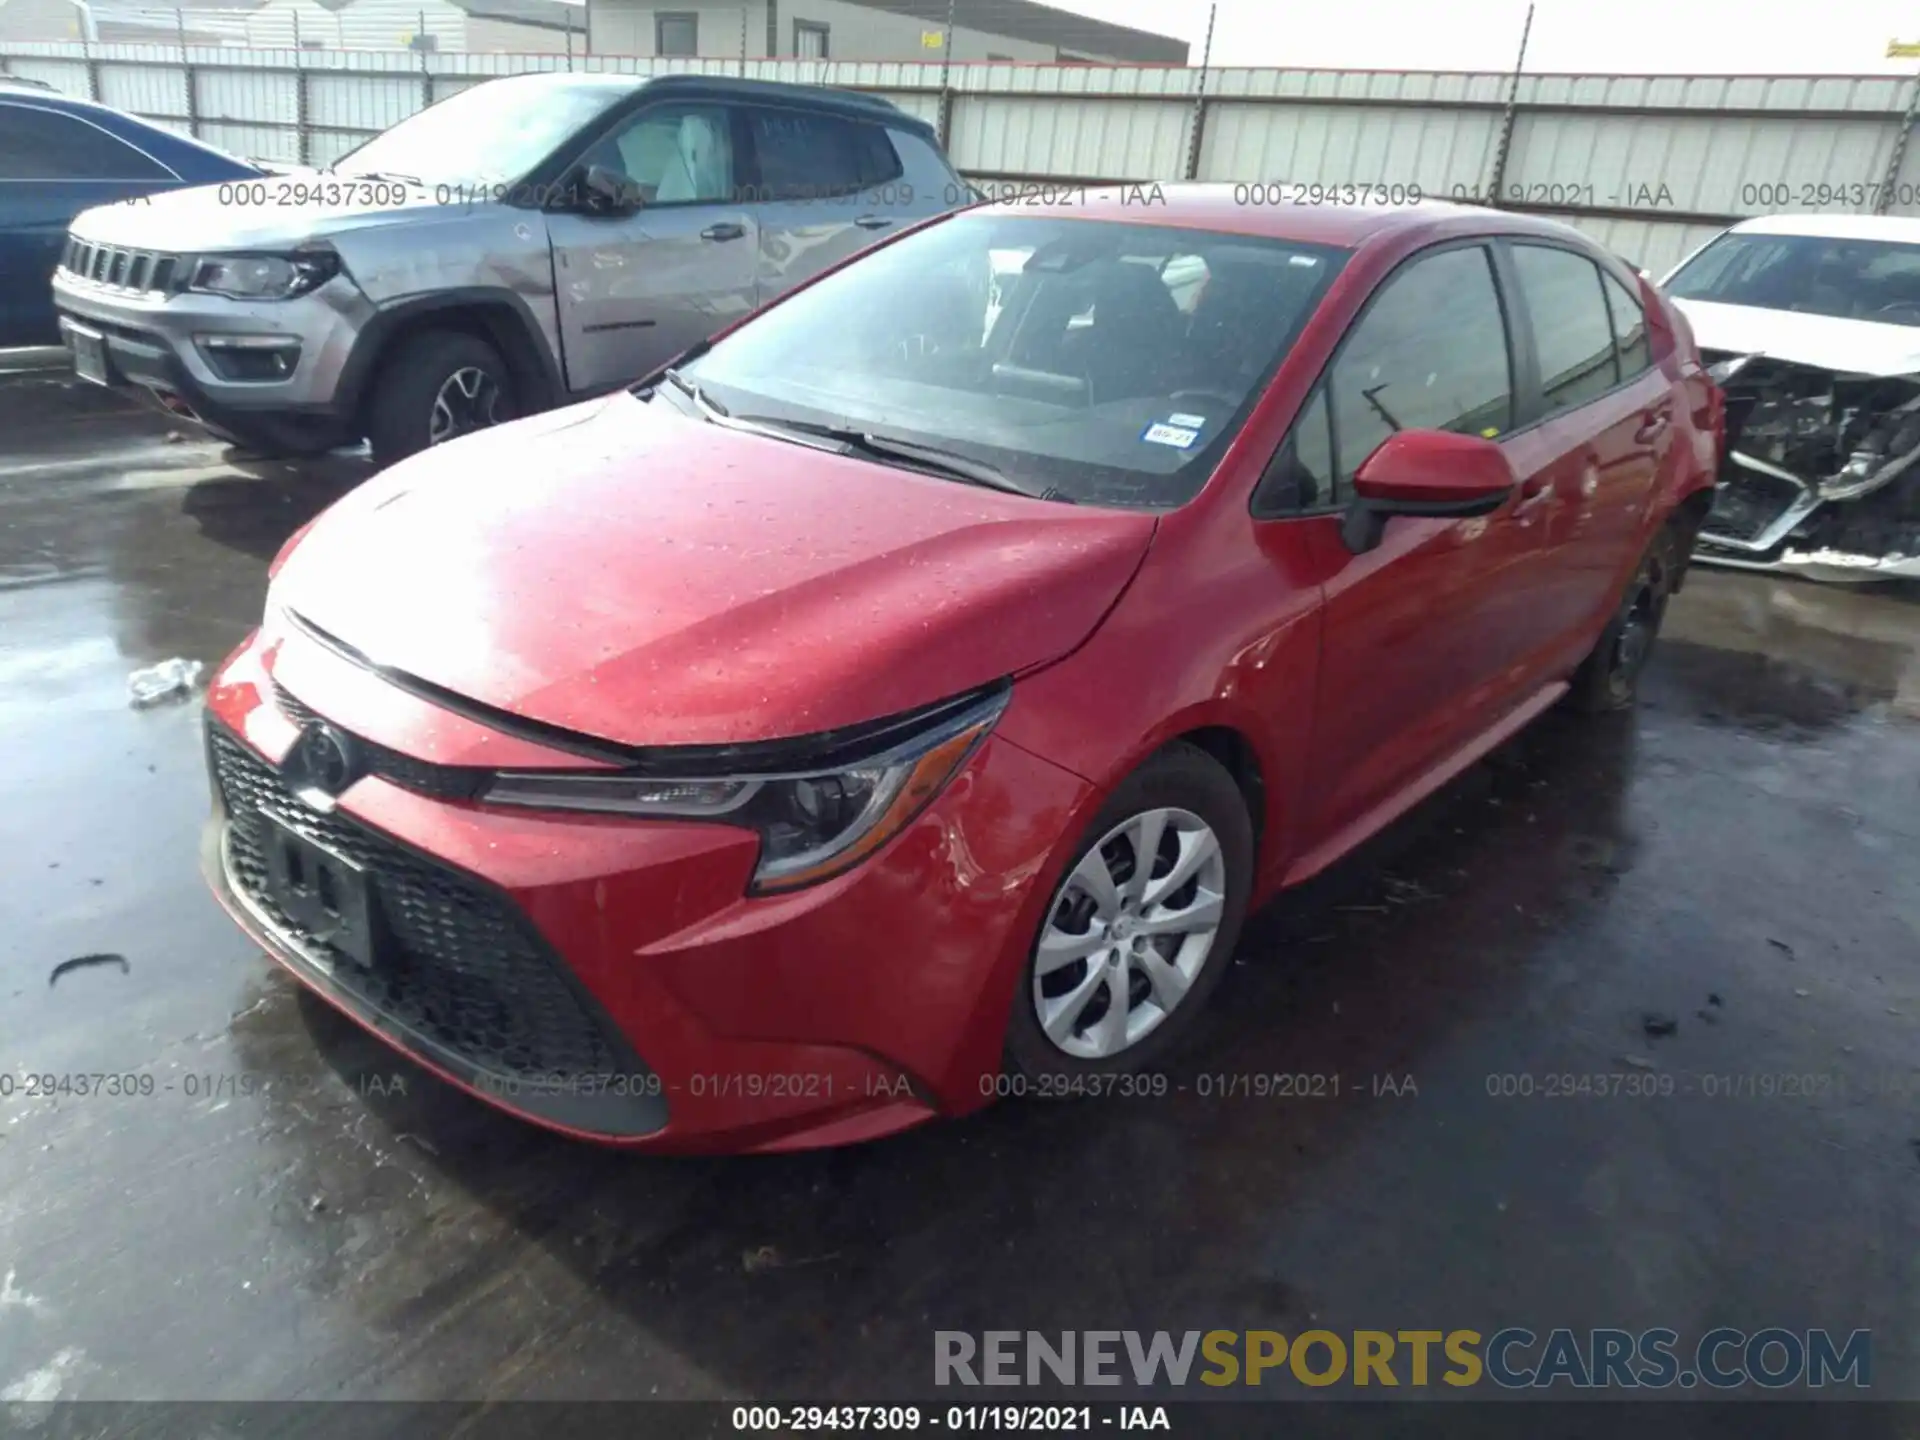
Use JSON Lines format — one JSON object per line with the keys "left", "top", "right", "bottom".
{"left": 675, "top": 213, "right": 1347, "bottom": 508}
{"left": 1666, "top": 231, "right": 1920, "bottom": 327}
{"left": 332, "top": 74, "right": 633, "bottom": 186}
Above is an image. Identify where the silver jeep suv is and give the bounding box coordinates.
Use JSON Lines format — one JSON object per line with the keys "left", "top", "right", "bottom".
{"left": 52, "top": 73, "right": 966, "bottom": 463}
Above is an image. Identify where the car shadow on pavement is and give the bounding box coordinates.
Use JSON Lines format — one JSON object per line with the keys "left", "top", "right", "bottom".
{"left": 180, "top": 462, "right": 370, "bottom": 564}
{"left": 218, "top": 705, "right": 1645, "bottom": 1400}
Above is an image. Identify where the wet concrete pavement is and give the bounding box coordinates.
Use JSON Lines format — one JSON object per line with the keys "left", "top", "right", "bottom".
{"left": 2, "top": 364, "right": 1918, "bottom": 1406}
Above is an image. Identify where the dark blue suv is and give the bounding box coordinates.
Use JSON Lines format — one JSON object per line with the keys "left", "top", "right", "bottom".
{"left": 0, "top": 82, "right": 261, "bottom": 347}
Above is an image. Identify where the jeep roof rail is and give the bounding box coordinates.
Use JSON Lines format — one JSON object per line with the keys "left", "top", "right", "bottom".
{"left": 635, "top": 74, "right": 931, "bottom": 137}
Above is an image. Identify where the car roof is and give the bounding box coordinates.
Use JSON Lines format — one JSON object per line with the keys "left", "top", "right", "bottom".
{"left": 961, "top": 183, "right": 1612, "bottom": 255}
{"left": 473, "top": 70, "right": 932, "bottom": 140}
{"left": 641, "top": 73, "right": 930, "bottom": 137}
{"left": 1727, "top": 212, "right": 1920, "bottom": 242}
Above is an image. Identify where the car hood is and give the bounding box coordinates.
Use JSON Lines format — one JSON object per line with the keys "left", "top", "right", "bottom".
{"left": 270, "top": 395, "right": 1157, "bottom": 749}
{"left": 1672, "top": 298, "right": 1920, "bottom": 377}
{"left": 68, "top": 171, "right": 477, "bottom": 250}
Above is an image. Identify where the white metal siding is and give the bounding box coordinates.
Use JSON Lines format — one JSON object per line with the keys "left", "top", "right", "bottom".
{"left": 9, "top": 45, "right": 1920, "bottom": 268}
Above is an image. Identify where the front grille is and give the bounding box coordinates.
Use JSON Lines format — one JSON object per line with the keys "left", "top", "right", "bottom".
{"left": 1704, "top": 473, "right": 1803, "bottom": 545}
{"left": 211, "top": 726, "right": 630, "bottom": 1084}
{"left": 63, "top": 239, "right": 184, "bottom": 294}
{"left": 272, "top": 679, "right": 488, "bottom": 802}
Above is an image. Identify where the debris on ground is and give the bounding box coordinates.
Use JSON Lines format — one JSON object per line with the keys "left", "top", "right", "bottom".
{"left": 47, "top": 953, "right": 129, "bottom": 988}
{"left": 743, "top": 1245, "right": 781, "bottom": 1274}
{"left": 127, "top": 658, "right": 203, "bottom": 707}
{"left": 1642, "top": 1013, "right": 1679, "bottom": 1038}
{"left": 1768, "top": 938, "right": 1795, "bottom": 957}
{"left": 1620, "top": 1055, "right": 1655, "bottom": 1070}
{"left": 1381, "top": 876, "right": 1440, "bottom": 905}
{"left": 1794, "top": 989, "right": 1811, "bottom": 998}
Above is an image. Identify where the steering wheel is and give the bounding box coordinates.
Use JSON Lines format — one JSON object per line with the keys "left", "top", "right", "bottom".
{"left": 1166, "top": 388, "right": 1240, "bottom": 409}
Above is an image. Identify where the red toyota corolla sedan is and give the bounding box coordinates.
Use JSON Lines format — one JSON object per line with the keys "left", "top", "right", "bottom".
{"left": 201, "top": 188, "right": 1721, "bottom": 1152}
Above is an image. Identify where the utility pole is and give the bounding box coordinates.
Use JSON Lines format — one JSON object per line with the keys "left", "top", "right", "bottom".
{"left": 1182, "top": 4, "right": 1216, "bottom": 182}
{"left": 1483, "top": 3, "right": 1534, "bottom": 206}
{"left": 937, "top": 0, "right": 957, "bottom": 150}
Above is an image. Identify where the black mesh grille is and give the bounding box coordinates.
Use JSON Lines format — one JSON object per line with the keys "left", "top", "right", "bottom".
{"left": 212, "top": 726, "right": 630, "bottom": 1083}
{"left": 1704, "top": 473, "right": 1803, "bottom": 545}
{"left": 64, "top": 242, "right": 183, "bottom": 292}
{"left": 272, "top": 680, "right": 488, "bottom": 802}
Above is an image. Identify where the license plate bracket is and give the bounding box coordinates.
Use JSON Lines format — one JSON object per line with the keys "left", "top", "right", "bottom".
{"left": 260, "top": 815, "right": 382, "bottom": 969}
{"left": 66, "top": 323, "right": 110, "bottom": 386}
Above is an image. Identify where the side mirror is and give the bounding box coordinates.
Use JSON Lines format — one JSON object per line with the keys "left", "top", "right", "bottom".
{"left": 578, "top": 164, "right": 642, "bottom": 216}
{"left": 1341, "top": 429, "right": 1516, "bottom": 554}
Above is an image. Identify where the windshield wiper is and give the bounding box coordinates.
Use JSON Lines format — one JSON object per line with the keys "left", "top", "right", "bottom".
{"left": 661, "top": 366, "right": 730, "bottom": 417}
{"left": 732, "top": 416, "right": 1064, "bottom": 501}
{"left": 1361, "top": 384, "right": 1402, "bottom": 432}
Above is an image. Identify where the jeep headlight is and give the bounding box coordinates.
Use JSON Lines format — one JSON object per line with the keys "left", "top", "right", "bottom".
{"left": 188, "top": 250, "right": 340, "bottom": 300}
{"left": 481, "top": 687, "right": 1008, "bottom": 893}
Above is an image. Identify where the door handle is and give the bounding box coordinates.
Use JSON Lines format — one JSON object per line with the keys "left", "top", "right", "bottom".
{"left": 1517, "top": 474, "right": 1551, "bottom": 500}
{"left": 1634, "top": 409, "right": 1670, "bottom": 444}
{"left": 853, "top": 214, "right": 895, "bottom": 230}
{"left": 700, "top": 222, "right": 746, "bottom": 242}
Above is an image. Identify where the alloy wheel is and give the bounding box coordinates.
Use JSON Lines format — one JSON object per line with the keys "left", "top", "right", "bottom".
{"left": 1032, "top": 807, "right": 1229, "bottom": 1060}
{"left": 428, "top": 366, "right": 503, "bottom": 445}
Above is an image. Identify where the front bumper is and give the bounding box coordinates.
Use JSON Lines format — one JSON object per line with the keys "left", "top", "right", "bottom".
{"left": 52, "top": 264, "right": 371, "bottom": 448}
{"left": 201, "top": 625, "right": 1091, "bottom": 1152}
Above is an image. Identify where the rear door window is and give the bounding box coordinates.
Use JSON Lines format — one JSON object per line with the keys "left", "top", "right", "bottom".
{"left": 1512, "top": 243, "right": 1620, "bottom": 412}
{"left": 0, "top": 103, "right": 172, "bottom": 180}
{"left": 742, "top": 105, "right": 902, "bottom": 201}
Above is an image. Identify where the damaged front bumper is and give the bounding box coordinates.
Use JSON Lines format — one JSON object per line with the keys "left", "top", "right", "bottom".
{"left": 1695, "top": 352, "right": 1920, "bottom": 582}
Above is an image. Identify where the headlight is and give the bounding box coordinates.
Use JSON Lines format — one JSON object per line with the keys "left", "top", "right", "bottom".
{"left": 188, "top": 250, "right": 340, "bottom": 300}
{"left": 482, "top": 687, "right": 1008, "bottom": 893}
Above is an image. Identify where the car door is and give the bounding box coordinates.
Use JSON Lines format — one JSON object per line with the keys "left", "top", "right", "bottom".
{"left": 1495, "top": 240, "right": 1670, "bottom": 658}
{"left": 0, "top": 101, "right": 178, "bottom": 347}
{"left": 542, "top": 100, "right": 757, "bottom": 392}
{"left": 734, "top": 103, "right": 904, "bottom": 305}
{"left": 1256, "top": 242, "right": 1565, "bottom": 855}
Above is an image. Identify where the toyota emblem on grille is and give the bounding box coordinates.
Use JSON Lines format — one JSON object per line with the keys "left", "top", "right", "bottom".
{"left": 285, "top": 721, "right": 360, "bottom": 800}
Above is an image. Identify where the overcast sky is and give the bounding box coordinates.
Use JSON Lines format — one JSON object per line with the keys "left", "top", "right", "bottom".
{"left": 1045, "top": 0, "right": 1920, "bottom": 74}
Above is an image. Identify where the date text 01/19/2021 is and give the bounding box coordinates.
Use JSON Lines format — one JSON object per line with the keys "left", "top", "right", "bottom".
{"left": 730, "top": 1406, "right": 1171, "bottom": 1431}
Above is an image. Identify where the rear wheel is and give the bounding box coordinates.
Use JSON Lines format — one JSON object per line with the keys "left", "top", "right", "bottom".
{"left": 1004, "top": 744, "right": 1254, "bottom": 1081}
{"left": 1567, "top": 522, "right": 1682, "bottom": 713}
{"left": 365, "top": 329, "right": 515, "bottom": 468}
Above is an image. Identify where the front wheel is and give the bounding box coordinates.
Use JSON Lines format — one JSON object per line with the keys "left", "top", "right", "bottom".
{"left": 1567, "top": 523, "right": 1682, "bottom": 713}
{"left": 365, "top": 329, "right": 515, "bottom": 468}
{"left": 1004, "top": 743, "right": 1254, "bottom": 1081}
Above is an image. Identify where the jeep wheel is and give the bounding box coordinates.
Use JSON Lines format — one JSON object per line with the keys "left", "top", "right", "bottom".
{"left": 365, "top": 329, "right": 515, "bottom": 468}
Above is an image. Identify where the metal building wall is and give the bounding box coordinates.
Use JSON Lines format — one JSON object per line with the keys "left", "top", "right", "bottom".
{"left": 6, "top": 42, "right": 1920, "bottom": 270}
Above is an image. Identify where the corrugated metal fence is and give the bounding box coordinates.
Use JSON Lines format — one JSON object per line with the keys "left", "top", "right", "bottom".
{"left": 6, "top": 40, "right": 1920, "bottom": 273}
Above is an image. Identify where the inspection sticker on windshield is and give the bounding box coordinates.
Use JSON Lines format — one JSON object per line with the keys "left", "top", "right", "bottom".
{"left": 1167, "top": 412, "right": 1207, "bottom": 428}
{"left": 1142, "top": 421, "right": 1202, "bottom": 449}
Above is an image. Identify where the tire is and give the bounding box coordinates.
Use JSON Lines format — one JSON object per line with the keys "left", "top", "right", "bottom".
{"left": 364, "top": 328, "right": 515, "bottom": 468}
{"left": 1004, "top": 742, "right": 1255, "bottom": 1082}
{"left": 1566, "top": 521, "right": 1683, "bottom": 714}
